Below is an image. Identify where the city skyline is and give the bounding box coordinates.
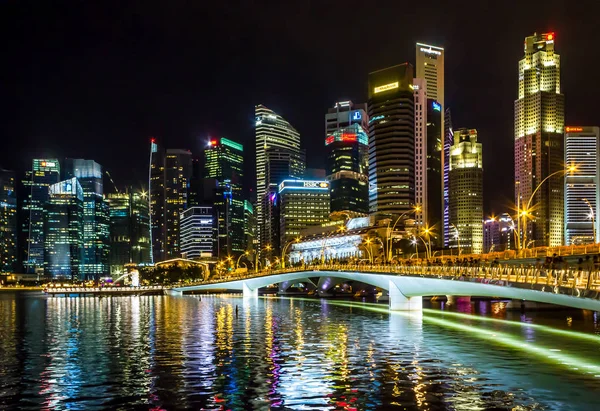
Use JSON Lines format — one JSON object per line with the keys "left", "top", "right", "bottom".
{"left": 2, "top": 2, "right": 598, "bottom": 216}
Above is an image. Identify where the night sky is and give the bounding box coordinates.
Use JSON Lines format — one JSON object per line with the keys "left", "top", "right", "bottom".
{"left": 1, "top": 0, "right": 598, "bottom": 215}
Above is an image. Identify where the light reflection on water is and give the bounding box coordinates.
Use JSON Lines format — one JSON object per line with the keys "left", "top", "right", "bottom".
{"left": 0, "top": 293, "right": 599, "bottom": 410}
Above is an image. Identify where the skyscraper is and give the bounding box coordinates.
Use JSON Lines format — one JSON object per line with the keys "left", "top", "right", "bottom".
{"left": 150, "top": 142, "right": 193, "bottom": 262}
{"left": 427, "top": 98, "right": 443, "bottom": 239}
{"left": 443, "top": 108, "right": 454, "bottom": 247}
{"left": 21, "top": 159, "right": 60, "bottom": 273}
{"left": 367, "top": 63, "right": 415, "bottom": 216}
{"left": 44, "top": 178, "right": 84, "bottom": 280}
{"left": 106, "top": 189, "right": 152, "bottom": 274}
{"left": 564, "top": 126, "right": 600, "bottom": 244}
{"left": 63, "top": 159, "right": 110, "bottom": 278}
{"left": 449, "top": 129, "right": 483, "bottom": 254}
{"left": 180, "top": 206, "right": 214, "bottom": 259}
{"left": 244, "top": 200, "right": 256, "bottom": 253}
{"left": 325, "top": 101, "right": 369, "bottom": 217}
{"left": 204, "top": 137, "right": 244, "bottom": 257}
{"left": 514, "top": 32, "right": 565, "bottom": 247}
{"left": 483, "top": 213, "right": 513, "bottom": 253}
{"left": 413, "top": 78, "right": 427, "bottom": 226}
{"left": 0, "top": 168, "right": 17, "bottom": 273}
{"left": 255, "top": 105, "right": 304, "bottom": 247}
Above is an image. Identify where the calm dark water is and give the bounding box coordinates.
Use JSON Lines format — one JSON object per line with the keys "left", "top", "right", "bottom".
{"left": 1, "top": 292, "right": 599, "bottom": 410}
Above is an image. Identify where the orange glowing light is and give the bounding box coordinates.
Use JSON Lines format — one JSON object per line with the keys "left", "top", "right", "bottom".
{"left": 565, "top": 127, "right": 583, "bottom": 133}
{"left": 547, "top": 33, "right": 554, "bottom": 40}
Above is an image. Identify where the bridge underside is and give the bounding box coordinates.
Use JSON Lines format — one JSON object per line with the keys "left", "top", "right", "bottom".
{"left": 174, "top": 271, "right": 600, "bottom": 312}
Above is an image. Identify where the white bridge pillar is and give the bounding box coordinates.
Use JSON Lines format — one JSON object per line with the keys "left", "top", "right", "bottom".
{"left": 242, "top": 282, "right": 258, "bottom": 298}
{"left": 389, "top": 280, "right": 422, "bottom": 311}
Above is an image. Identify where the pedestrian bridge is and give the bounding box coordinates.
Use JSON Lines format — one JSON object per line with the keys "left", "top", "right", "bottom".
{"left": 172, "top": 264, "right": 600, "bottom": 311}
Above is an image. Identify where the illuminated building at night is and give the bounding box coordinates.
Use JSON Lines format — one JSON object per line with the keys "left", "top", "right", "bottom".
{"left": 255, "top": 105, "right": 304, "bottom": 249}
{"left": 0, "top": 168, "right": 17, "bottom": 273}
{"left": 64, "top": 159, "right": 110, "bottom": 278}
{"left": 180, "top": 206, "right": 214, "bottom": 259}
{"left": 426, "top": 98, "right": 443, "bottom": 239}
{"left": 367, "top": 63, "right": 415, "bottom": 216}
{"left": 21, "top": 159, "right": 60, "bottom": 274}
{"left": 325, "top": 101, "right": 369, "bottom": 216}
{"left": 443, "top": 108, "right": 454, "bottom": 247}
{"left": 278, "top": 179, "right": 330, "bottom": 250}
{"left": 204, "top": 137, "right": 244, "bottom": 257}
{"left": 44, "top": 177, "right": 84, "bottom": 280}
{"left": 150, "top": 141, "right": 193, "bottom": 262}
{"left": 564, "top": 126, "right": 600, "bottom": 244}
{"left": 514, "top": 32, "right": 564, "bottom": 247}
{"left": 449, "top": 129, "right": 483, "bottom": 254}
{"left": 244, "top": 200, "right": 256, "bottom": 253}
{"left": 106, "top": 189, "right": 152, "bottom": 274}
{"left": 413, "top": 78, "right": 427, "bottom": 227}
{"left": 483, "top": 213, "right": 513, "bottom": 253}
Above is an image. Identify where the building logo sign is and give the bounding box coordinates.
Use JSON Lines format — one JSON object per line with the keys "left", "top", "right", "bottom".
{"left": 40, "top": 161, "right": 56, "bottom": 168}
{"left": 432, "top": 101, "right": 441, "bottom": 111}
{"left": 351, "top": 111, "right": 362, "bottom": 121}
{"left": 303, "top": 181, "right": 329, "bottom": 188}
{"left": 420, "top": 47, "right": 442, "bottom": 56}
{"left": 374, "top": 82, "right": 399, "bottom": 94}
{"left": 565, "top": 127, "right": 583, "bottom": 133}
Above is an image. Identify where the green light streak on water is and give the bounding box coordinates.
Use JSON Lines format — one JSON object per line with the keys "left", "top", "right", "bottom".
{"left": 277, "top": 297, "right": 600, "bottom": 378}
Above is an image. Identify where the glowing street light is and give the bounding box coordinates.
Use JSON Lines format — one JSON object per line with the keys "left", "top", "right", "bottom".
{"left": 582, "top": 198, "right": 596, "bottom": 244}
{"left": 281, "top": 236, "right": 301, "bottom": 269}
{"left": 386, "top": 204, "right": 421, "bottom": 262}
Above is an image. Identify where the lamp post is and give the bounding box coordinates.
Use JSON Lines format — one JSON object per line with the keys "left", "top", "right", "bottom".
{"left": 582, "top": 198, "right": 596, "bottom": 244}
{"left": 255, "top": 245, "right": 272, "bottom": 272}
{"left": 281, "top": 237, "right": 301, "bottom": 269}
{"left": 359, "top": 243, "right": 373, "bottom": 263}
{"left": 421, "top": 226, "right": 433, "bottom": 260}
{"left": 412, "top": 237, "right": 419, "bottom": 260}
{"left": 386, "top": 205, "right": 421, "bottom": 262}
{"left": 450, "top": 223, "right": 460, "bottom": 256}
{"left": 236, "top": 252, "right": 249, "bottom": 269}
{"left": 522, "top": 166, "right": 577, "bottom": 249}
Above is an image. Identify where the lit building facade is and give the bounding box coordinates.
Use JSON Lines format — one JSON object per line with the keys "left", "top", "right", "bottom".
{"left": 427, "top": 98, "right": 443, "bottom": 238}
{"left": 514, "top": 32, "right": 565, "bottom": 247}
{"left": 255, "top": 105, "right": 304, "bottom": 248}
{"left": 564, "top": 126, "right": 600, "bottom": 244}
{"left": 449, "top": 129, "right": 483, "bottom": 254}
{"left": 64, "top": 159, "right": 110, "bottom": 278}
{"left": 325, "top": 101, "right": 369, "bottom": 216}
{"left": 278, "top": 180, "right": 330, "bottom": 249}
{"left": 244, "top": 200, "right": 256, "bottom": 253}
{"left": 150, "top": 141, "right": 193, "bottom": 262}
{"left": 0, "top": 168, "right": 17, "bottom": 273}
{"left": 204, "top": 137, "right": 244, "bottom": 257}
{"left": 21, "top": 159, "right": 60, "bottom": 273}
{"left": 413, "top": 78, "right": 427, "bottom": 226}
{"left": 368, "top": 63, "right": 415, "bottom": 216}
{"left": 106, "top": 190, "right": 152, "bottom": 275}
{"left": 44, "top": 178, "right": 84, "bottom": 280}
{"left": 180, "top": 206, "right": 214, "bottom": 259}
{"left": 443, "top": 108, "right": 454, "bottom": 247}
{"left": 483, "top": 213, "right": 513, "bottom": 253}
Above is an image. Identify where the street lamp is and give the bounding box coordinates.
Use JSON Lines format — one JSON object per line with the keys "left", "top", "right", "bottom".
{"left": 411, "top": 237, "right": 419, "bottom": 260}
{"left": 421, "top": 226, "right": 434, "bottom": 259}
{"left": 450, "top": 223, "right": 460, "bottom": 256}
{"left": 281, "top": 237, "right": 301, "bottom": 269}
{"left": 522, "top": 165, "right": 577, "bottom": 249}
{"left": 359, "top": 242, "right": 373, "bottom": 263}
{"left": 386, "top": 205, "right": 421, "bottom": 262}
{"left": 254, "top": 245, "right": 272, "bottom": 272}
{"left": 236, "top": 251, "right": 249, "bottom": 269}
{"left": 582, "top": 198, "right": 596, "bottom": 244}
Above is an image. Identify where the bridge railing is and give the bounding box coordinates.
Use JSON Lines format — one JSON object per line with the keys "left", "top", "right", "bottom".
{"left": 46, "top": 285, "right": 165, "bottom": 293}
{"left": 188, "top": 263, "right": 600, "bottom": 293}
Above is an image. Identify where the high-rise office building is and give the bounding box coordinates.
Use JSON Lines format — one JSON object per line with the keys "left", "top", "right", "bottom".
{"left": 44, "top": 178, "right": 84, "bottom": 280}
{"left": 0, "top": 168, "right": 17, "bottom": 273}
{"left": 514, "top": 32, "right": 565, "bottom": 247}
{"left": 204, "top": 137, "right": 244, "bottom": 258}
{"left": 427, "top": 98, "right": 443, "bottom": 237}
{"left": 443, "top": 108, "right": 454, "bottom": 247}
{"left": 63, "top": 159, "right": 109, "bottom": 278}
{"left": 21, "top": 159, "right": 60, "bottom": 273}
{"left": 278, "top": 179, "right": 330, "bottom": 249}
{"left": 564, "top": 126, "right": 600, "bottom": 244}
{"left": 106, "top": 190, "right": 152, "bottom": 274}
{"left": 180, "top": 206, "right": 214, "bottom": 259}
{"left": 150, "top": 141, "right": 193, "bottom": 262}
{"left": 413, "top": 78, "right": 427, "bottom": 226}
{"left": 368, "top": 63, "right": 415, "bottom": 216}
{"left": 244, "top": 200, "right": 256, "bottom": 253}
{"left": 483, "top": 213, "right": 514, "bottom": 253}
{"left": 325, "top": 101, "right": 369, "bottom": 216}
{"left": 449, "top": 129, "right": 483, "bottom": 254}
{"left": 255, "top": 105, "right": 304, "bottom": 247}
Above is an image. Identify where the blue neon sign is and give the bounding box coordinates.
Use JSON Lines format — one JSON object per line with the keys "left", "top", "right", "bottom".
{"left": 351, "top": 111, "right": 362, "bottom": 121}
{"left": 432, "top": 102, "right": 441, "bottom": 112}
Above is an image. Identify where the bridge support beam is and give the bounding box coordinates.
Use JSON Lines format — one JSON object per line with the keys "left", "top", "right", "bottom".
{"left": 242, "top": 282, "right": 258, "bottom": 298}
{"left": 166, "top": 289, "right": 182, "bottom": 296}
{"left": 389, "top": 280, "right": 422, "bottom": 311}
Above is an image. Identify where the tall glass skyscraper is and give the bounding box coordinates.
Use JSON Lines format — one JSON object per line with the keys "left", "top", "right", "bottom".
{"left": 255, "top": 105, "right": 304, "bottom": 248}
{"left": 204, "top": 137, "right": 244, "bottom": 258}
{"left": 413, "top": 78, "right": 427, "bottom": 226}
{"left": 416, "top": 42, "right": 445, "bottom": 153}
{"left": 564, "top": 126, "right": 600, "bottom": 244}
{"left": 180, "top": 206, "right": 214, "bottom": 259}
{"left": 449, "top": 129, "right": 483, "bottom": 254}
{"left": 514, "top": 32, "right": 565, "bottom": 247}
{"left": 443, "top": 108, "right": 454, "bottom": 247}
{"left": 0, "top": 168, "right": 17, "bottom": 273}
{"left": 426, "top": 98, "right": 443, "bottom": 239}
{"left": 44, "top": 177, "right": 84, "bottom": 280}
{"left": 64, "top": 159, "right": 109, "bottom": 279}
{"left": 367, "top": 63, "right": 415, "bottom": 216}
{"left": 21, "top": 159, "right": 60, "bottom": 273}
{"left": 325, "top": 101, "right": 369, "bottom": 217}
